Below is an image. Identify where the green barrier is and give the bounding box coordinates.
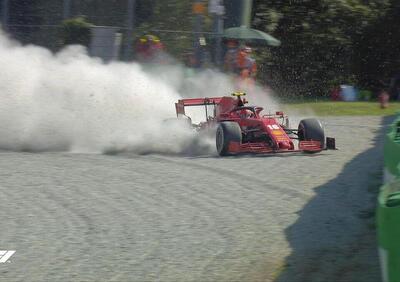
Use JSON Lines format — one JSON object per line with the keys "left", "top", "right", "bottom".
{"left": 379, "top": 115, "right": 400, "bottom": 282}
{"left": 377, "top": 181, "right": 400, "bottom": 282}
{"left": 384, "top": 116, "right": 400, "bottom": 182}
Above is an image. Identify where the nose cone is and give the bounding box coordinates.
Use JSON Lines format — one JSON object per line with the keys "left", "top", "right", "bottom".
{"left": 278, "top": 141, "right": 291, "bottom": 150}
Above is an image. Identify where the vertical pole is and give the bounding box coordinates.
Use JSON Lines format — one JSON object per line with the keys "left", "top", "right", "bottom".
{"left": 210, "top": 0, "right": 224, "bottom": 67}
{"left": 2, "top": 0, "right": 9, "bottom": 31}
{"left": 123, "top": 0, "right": 135, "bottom": 60}
{"left": 214, "top": 1, "right": 225, "bottom": 67}
{"left": 193, "top": 0, "right": 204, "bottom": 68}
{"left": 127, "top": 0, "right": 135, "bottom": 35}
{"left": 241, "top": 0, "right": 252, "bottom": 27}
{"left": 215, "top": 13, "right": 224, "bottom": 66}
{"left": 212, "top": 14, "right": 218, "bottom": 64}
{"left": 63, "top": 0, "right": 71, "bottom": 20}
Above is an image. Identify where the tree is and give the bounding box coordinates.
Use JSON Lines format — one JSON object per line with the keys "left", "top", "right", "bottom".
{"left": 253, "top": 0, "right": 389, "bottom": 97}
{"left": 354, "top": 0, "right": 400, "bottom": 92}
{"left": 61, "top": 16, "right": 92, "bottom": 47}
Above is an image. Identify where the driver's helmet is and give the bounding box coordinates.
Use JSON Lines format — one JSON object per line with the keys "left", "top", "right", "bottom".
{"left": 239, "top": 108, "right": 253, "bottom": 118}
{"left": 237, "top": 97, "right": 244, "bottom": 107}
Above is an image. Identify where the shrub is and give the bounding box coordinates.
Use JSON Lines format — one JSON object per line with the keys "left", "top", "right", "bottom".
{"left": 61, "top": 16, "right": 92, "bottom": 47}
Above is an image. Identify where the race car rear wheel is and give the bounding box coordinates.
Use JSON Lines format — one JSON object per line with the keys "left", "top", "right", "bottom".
{"left": 216, "top": 122, "right": 242, "bottom": 156}
{"left": 298, "top": 118, "right": 325, "bottom": 151}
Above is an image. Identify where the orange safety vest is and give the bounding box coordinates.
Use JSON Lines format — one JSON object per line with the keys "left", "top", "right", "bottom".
{"left": 237, "top": 52, "right": 257, "bottom": 77}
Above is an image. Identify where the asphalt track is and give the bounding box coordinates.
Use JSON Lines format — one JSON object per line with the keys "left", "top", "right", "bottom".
{"left": 0, "top": 116, "right": 385, "bottom": 282}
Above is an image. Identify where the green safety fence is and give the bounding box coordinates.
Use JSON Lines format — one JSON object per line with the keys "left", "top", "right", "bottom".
{"left": 378, "top": 115, "right": 400, "bottom": 282}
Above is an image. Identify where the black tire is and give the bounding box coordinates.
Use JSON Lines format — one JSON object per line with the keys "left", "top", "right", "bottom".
{"left": 298, "top": 118, "right": 325, "bottom": 151}
{"left": 216, "top": 122, "right": 242, "bottom": 156}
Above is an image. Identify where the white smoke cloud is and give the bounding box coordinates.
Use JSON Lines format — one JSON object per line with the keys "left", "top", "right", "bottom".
{"left": 0, "top": 30, "right": 282, "bottom": 155}
{"left": 0, "top": 31, "right": 183, "bottom": 153}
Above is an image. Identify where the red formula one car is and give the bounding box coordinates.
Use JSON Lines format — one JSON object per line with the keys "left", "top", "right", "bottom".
{"left": 175, "top": 92, "right": 335, "bottom": 156}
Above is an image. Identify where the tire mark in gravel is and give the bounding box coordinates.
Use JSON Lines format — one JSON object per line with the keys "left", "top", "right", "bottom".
{"left": 56, "top": 157, "right": 193, "bottom": 281}
{"left": 83, "top": 174, "right": 231, "bottom": 280}
{"left": 41, "top": 174, "right": 171, "bottom": 280}
{"left": 109, "top": 189, "right": 226, "bottom": 282}
{"left": 130, "top": 155, "right": 301, "bottom": 281}
{"left": 0, "top": 183, "right": 90, "bottom": 281}
{"left": 126, "top": 154, "right": 297, "bottom": 224}
{"left": 23, "top": 156, "right": 234, "bottom": 281}
{"left": 148, "top": 154, "right": 309, "bottom": 199}
{"left": 38, "top": 188, "right": 104, "bottom": 279}
{"left": 94, "top": 154, "right": 287, "bottom": 281}
{"left": 104, "top": 158, "right": 240, "bottom": 281}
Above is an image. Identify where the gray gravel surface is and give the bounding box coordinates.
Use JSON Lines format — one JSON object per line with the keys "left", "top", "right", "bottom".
{"left": 0, "top": 116, "right": 386, "bottom": 282}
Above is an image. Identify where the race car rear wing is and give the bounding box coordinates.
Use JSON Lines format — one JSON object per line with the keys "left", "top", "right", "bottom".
{"left": 175, "top": 97, "right": 223, "bottom": 117}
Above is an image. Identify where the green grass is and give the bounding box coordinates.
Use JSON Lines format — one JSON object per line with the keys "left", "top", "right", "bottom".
{"left": 282, "top": 101, "right": 400, "bottom": 116}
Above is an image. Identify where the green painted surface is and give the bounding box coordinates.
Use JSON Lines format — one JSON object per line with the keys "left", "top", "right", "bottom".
{"left": 377, "top": 181, "right": 400, "bottom": 282}
{"left": 384, "top": 116, "right": 400, "bottom": 177}
{"left": 379, "top": 116, "right": 400, "bottom": 282}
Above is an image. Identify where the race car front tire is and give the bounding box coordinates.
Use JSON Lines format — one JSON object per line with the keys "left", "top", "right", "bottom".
{"left": 216, "top": 122, "right": 242, "bottom": 156}
{"left": 298, "top": 118, "right": 325, "bottom": 151}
